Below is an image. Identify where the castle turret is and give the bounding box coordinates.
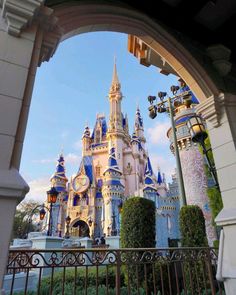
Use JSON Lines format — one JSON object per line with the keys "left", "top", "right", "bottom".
{"left": 50, "top": 154, "right": 68, "bottom": 192}
{"left": 143, "top": 157, "right": 158, "bottom": 203}
{"left": 134, "top": 107, "right": 145, "bottom": 145}
{"left": 107, "top": 61, "right": 125, "bottom": 173}
{"left": 82, "top": 124, "right": 91, "bottom": 156}
{"left": 49, "top": 154, "right": 68, "bottom": 236}
{"left": 167, "top": 80, "right": 217, "bottom": 246}
{"left": 102, "top": 147, "right": 124, "bottom": 236}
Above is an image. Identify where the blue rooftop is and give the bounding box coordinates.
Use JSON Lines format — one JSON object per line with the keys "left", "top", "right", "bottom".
{"left": 91, "top": 116, "right": 107, "bottom": 139}
{"left": 157, "top": 169, "right": 163, "bottom": 185}
{"left": 78, "top": 156, "right": 93, "bottom": 183}
{"left": 50, "top": 154, "right": 68, "bottom": 184}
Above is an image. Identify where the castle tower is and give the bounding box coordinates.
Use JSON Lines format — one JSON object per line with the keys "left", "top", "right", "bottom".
{"left": 102, "top": 147, "right": 124, "bottom": 236}
{"left": 82, "top": 124, "right": 91, "bottom": 156}
{"left": 167, "top": 82, "right": 217, "bottom": 246}
{"left": 50, "top": 154, "right": 68, "bottom": 192}
{"left": 134, "top": 106, "right": 146, "bottom": 146}
{"left": 106, "top": 61, "right": 125, "bottom": 173}
{"left": 49, "top": 154, "right": 68, "bottom": 236}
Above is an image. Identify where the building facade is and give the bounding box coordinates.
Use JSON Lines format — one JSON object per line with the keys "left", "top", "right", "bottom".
{"left": 47, "top": 63, "right": 180, "bottom": 246}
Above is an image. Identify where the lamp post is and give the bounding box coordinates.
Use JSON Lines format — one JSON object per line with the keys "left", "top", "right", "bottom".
{"left": 65, "top": 215, "right": 71, "bottom": 239}
{"left": 186, "top": 114, "right": 219, "bottom": 189}
{"left": 111, "top": 211, "right": 117, "bottom": 236}
{"left": 46, "top": 187, "right": 59, "bottom": 236}
{"left": 147, "top": 87, "right": 189, "bottom": 206}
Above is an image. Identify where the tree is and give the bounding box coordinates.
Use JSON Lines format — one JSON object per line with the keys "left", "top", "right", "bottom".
{"left": 12, "top": 200, "right": 41, "bottom": 239}
{"left": 120, "top": 197, "right": 156, "bottom": 292}
{"left": 179, "top": 205, "right": 207, "bottom": 247}
{"left": 120, "top": 197, "right": 156, "bottom": 248}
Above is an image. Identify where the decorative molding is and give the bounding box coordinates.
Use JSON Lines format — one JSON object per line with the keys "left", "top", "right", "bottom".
{"left": 206, "top": 44, "right": 232, "bottom": 77}
{"left": 0, "top": 0, "right": 43, "bottom": 36}
{"left": 196, "top": 94, "right": 221, "bottom": 127}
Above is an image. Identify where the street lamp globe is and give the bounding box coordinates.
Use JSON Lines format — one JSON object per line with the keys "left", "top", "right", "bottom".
{"left": 47, "top": 187, "right": 59, "bottom": 204}
{"left": 39, "top": 207, "right": 46, "bottom": 221}
{"left": 186, "top": 115, "right": 208, "bottom": 144}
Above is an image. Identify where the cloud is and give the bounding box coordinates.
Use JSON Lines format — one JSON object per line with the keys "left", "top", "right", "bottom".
{"left": 24, "top": 177, "right": 49, "bottom": 202}
{"left": 73, "top": 139, "right": 82, "bottom": 150}
{"left": 147, "top": 122, "right": 170, "bottom": 146}
{"left": 33, "top": 153, "right": 80, "bottom": 165}
{"left": 64, "top": 153, "right": 80, "bottom": 164}
{"left": 33, "top": 158, "right": 55, "bottom": 164}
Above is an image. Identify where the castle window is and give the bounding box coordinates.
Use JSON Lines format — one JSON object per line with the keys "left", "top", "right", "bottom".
{"left": 95, "top": 166, "right": 101, "bottom": 177}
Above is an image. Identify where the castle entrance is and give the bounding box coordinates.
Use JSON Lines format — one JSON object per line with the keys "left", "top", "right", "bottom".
{"left": 71, "top": 220, "right": 90, "bottom": 238}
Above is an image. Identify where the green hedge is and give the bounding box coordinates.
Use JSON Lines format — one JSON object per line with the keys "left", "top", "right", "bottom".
{"left": 179, "top": 205, "right": 207, "bottom": 247}
{"left": 120, "top": 197, "right": 156, "bottom": 248}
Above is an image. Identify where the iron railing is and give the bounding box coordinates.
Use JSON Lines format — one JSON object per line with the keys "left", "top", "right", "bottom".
{"left": 5, "top": 247, "right": 224, "bottom": 295}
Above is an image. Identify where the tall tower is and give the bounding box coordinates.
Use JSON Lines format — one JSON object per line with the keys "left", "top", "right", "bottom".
{"left": 106, "top": 61, "right": 125, "bottom": 173}
{"left": 167, "top": 83, "right": 217, "bottom": 246}
{"left": 49, "top": 154, "right": 68, "bottom": 236}
{"left": 102, "top": 147, "right": 124, "bottom": 236}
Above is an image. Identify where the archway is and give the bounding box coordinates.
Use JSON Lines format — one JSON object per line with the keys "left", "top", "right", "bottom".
{"left": 71, "top": 219, "right": 90, "bottom": 238}
{"left": 1, "top": 1, "right": 236, "bottom": 292}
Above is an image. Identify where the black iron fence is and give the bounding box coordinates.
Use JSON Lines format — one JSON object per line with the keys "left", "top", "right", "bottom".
{"left": 5, "top": 247, "right": 224, "bottom": 295}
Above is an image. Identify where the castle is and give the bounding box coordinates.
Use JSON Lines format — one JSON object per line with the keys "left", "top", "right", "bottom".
{"left": 47, "top": 62, "right": 180, "bottom": 247}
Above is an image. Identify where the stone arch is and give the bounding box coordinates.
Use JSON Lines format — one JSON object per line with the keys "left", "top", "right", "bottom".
{"left": 1, "top": 1, "right": 236, "bottom": 291}
{"left": 45, "top": 2, "right": 219, "bottom": 101}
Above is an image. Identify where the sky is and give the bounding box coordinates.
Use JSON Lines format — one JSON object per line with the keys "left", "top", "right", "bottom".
{"left": 20, "top": 32, "right": 179, "bottom": 202}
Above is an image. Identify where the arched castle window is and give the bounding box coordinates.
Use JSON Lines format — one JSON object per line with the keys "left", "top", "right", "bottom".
{"left": 95, "top": 164, "right": 101, "bottom": 177}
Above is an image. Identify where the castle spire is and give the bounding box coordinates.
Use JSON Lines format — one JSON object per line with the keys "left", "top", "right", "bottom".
{"left": 112, "top": 57, "right": 119, "bottom": 85}
{"left": 50, "top": 154, "right": 68, "bottom": 192}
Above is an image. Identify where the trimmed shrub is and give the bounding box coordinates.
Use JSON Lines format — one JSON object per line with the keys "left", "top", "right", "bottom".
{"left": 120, "top": 197, "right": 156, "bottom": 292}
{"left": 179, "top": 205, "right": 207, "bottom": 247}
{"left": 120, "top": 197, "right": 156, "bottom": 248}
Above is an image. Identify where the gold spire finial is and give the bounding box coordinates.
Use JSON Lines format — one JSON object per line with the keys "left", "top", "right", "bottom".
{"left": 112, "top": 56, "right": 119, "bottom": 85}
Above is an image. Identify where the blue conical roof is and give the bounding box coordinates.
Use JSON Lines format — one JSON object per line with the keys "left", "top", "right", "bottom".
{"left": 50, "top": 154, "right": 68, "bottom": 192}
{"left": 157, "top": 168, "right": 163, "bottom": 185}
{"left": 143, "top": 157, "right": 157, "bottom": 191}
{"left": 51, "top": 154, "right": 68, "bottom": 181}
{"left": 103, "top": 147, "right": 122, "bottom": 175}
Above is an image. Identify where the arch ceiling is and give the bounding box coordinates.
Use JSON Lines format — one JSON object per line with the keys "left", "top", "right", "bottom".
{"left": 45, "top": 0, "right": 236, "bottom": 62}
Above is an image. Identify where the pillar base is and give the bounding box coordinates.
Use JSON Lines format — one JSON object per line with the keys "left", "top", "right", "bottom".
{"left": 215, "top": 208, "right": 236, "bottom": 294}
{"left": 0, "top": 169, "right": 29, "bottom": 290}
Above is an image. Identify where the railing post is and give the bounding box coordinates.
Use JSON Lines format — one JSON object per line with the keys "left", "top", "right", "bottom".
{"left": 116, "top": 250, "right": 121, "bottom": 295}
{"left": 206, "top": 248, "right": 216, "bottom": 295}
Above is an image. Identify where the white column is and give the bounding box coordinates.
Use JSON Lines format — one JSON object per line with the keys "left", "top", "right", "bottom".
{"left": 0, "top": 2, "right": 45, "bottom": 289}
{"left": 197, "top": 93, "right": 236, "bottom": 294}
